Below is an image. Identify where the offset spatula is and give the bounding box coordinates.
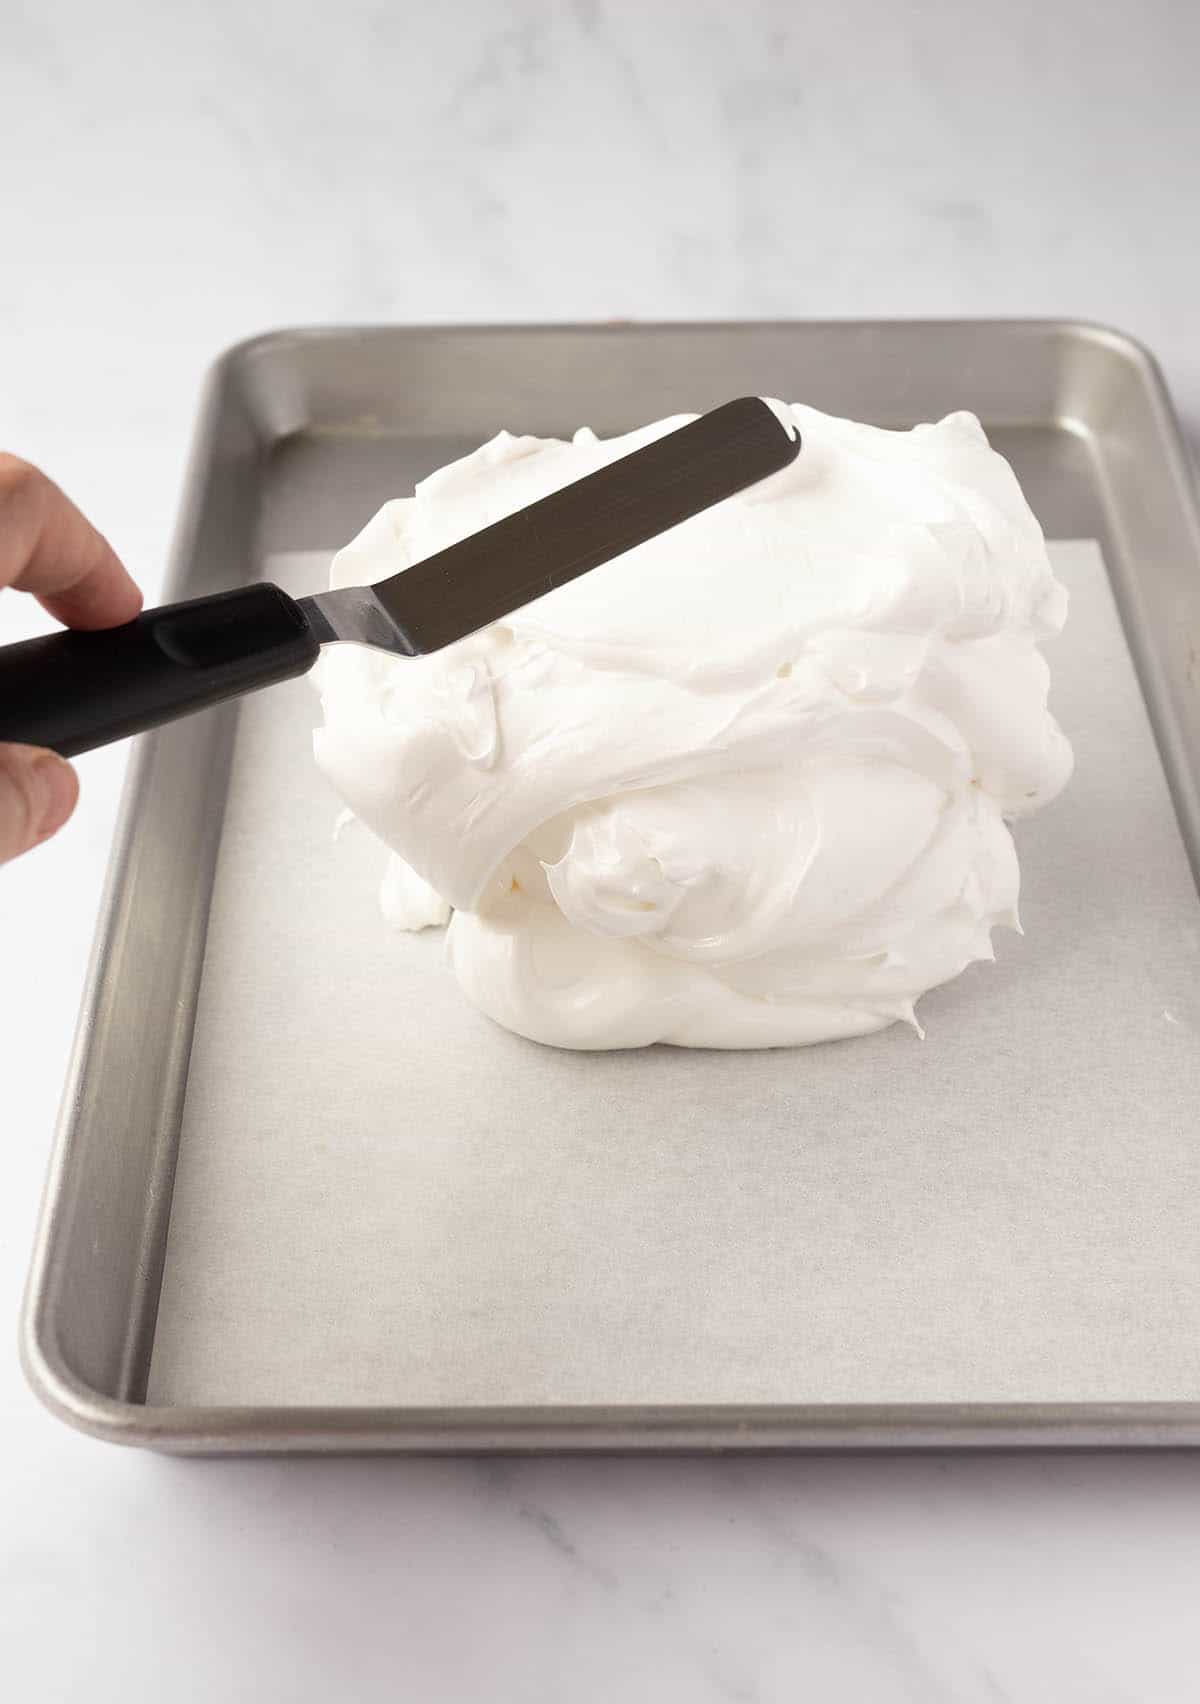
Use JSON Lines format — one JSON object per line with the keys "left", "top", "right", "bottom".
{"left": 0, "top": 397, "right": 799, "bottom": 759}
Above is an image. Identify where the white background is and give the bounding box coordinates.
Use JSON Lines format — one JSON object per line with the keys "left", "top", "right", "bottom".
{"left": 2, "top": 2, "right": 1200, "bottom": 1698}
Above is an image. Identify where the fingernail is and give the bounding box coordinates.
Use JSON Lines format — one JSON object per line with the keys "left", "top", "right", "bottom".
{"left": 31, "top": 752, "right": 79, "bottom": 839}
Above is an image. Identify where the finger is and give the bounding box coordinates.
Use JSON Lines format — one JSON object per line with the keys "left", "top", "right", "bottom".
{"left": 0, "top": 744, "right": 79, "bottom": 863}
{"left": 0, "top": 454, "right": 142, "bottom": 629}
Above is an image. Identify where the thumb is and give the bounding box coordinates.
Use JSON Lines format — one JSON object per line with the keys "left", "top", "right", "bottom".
{"left": 0, "top": 745, "right": 79, "bottom": 863}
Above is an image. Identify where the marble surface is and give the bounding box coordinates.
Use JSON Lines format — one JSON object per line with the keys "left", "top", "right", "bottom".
{"left": 2, "top": 1, "right": 1199, "bottom": 1697}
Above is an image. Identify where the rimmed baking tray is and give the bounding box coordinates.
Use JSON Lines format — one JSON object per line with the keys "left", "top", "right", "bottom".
{"left": 22, "top": 320, "right": 1200, "bottom": 1452}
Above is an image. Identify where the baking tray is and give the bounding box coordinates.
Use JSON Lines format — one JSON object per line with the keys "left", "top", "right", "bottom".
{"left": 22, "top": 321, "right": 1200, "bottom": 1452}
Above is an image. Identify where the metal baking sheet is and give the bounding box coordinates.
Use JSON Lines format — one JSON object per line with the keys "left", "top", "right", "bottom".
{"left": 22, "top": 322, "right": 1200, "bottom": 1451}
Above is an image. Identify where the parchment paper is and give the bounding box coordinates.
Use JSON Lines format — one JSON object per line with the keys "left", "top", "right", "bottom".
{"left": 148, "top": 542, "right": 1200, "bottom": 1407}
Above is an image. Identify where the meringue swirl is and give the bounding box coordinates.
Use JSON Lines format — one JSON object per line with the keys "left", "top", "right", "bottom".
{"left": 312, "top": 402, "right": 1072, "bottom": 1049}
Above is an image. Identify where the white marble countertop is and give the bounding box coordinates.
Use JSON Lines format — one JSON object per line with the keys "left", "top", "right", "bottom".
{"left": 2, "top": 2, "right": 1199, "bottom": 1697}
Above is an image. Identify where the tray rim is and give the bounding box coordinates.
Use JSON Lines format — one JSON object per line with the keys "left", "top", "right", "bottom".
{"left": 22, "top": 315, "right": 1200, "bottom": 1453}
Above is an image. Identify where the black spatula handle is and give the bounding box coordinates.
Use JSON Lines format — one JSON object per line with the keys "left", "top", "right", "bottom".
{"left": 0, "top": 583, "right": 320, "bottom": 758}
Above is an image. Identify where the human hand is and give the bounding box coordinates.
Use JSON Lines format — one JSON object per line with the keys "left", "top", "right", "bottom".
{"left": 0, "top": 456, "right": 142, "bottom": 863}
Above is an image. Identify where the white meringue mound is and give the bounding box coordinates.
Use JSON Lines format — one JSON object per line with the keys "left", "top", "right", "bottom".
{"left": 312, "top": 402, "right": 1072, "bottom": 1051}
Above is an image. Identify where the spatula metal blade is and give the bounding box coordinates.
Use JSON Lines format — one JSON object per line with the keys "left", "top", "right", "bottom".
{"left": 299, "top": 396, "right": 799, "bottom": 657}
